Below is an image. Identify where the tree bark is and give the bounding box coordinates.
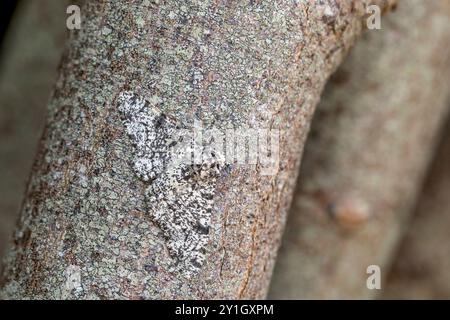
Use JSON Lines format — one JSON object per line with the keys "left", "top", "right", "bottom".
{"left": 269, "top": 0, "right": 450, "bottom": 299}
{"left": 382, "top": 118, "right": 450, "bottom": 299}
{"left": 1, "top": 0, "right": 395, "bottom": 299}
{"left": 0, "top": 0, "right": 68, "bottom": 267}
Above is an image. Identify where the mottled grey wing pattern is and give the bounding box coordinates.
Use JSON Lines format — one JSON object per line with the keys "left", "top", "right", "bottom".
{"left": 118, "top": 92, "right": 222, "bottom": 277}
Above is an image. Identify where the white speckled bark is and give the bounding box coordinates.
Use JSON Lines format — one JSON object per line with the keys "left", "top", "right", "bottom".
{"left": 1, "top": 0, "right": 396, "bottom": 299}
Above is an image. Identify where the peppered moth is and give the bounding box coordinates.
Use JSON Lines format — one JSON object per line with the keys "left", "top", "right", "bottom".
{"left": 118, "top": 91, "right": 223, "bottom": 277}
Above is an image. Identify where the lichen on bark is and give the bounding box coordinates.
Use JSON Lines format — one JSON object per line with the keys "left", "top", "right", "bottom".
{"left": 269, "top": 0, "right": 450, "bottom": 299}
{"left": 0, "top": 0, "right": 69, "bottom": 269}
{"left": 1, "top": 0, "right": 396, "bottom": 299}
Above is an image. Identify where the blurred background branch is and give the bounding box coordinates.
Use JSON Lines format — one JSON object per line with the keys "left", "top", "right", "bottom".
{"left": 270, "top": 0, "right": 450, "bottom": 299}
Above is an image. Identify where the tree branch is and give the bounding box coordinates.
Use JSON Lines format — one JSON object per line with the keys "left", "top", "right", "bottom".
{"left": 1, "top": 0, "right": 396, "bottom": 299}
{"left": 269, "top": 0, "right": 450, "bottom": 299}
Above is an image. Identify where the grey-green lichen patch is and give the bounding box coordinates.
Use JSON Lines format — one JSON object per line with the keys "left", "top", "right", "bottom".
{"left": 0, "top": 0, "right": 395, "bottom": 299}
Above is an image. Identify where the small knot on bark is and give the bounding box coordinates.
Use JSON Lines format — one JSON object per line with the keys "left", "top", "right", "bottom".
{"left": 328, "top": 194, "right": 371, "bottom": 229}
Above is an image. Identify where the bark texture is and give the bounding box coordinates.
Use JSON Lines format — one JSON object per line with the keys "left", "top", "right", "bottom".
{"left": 0, "top": 0, "right": 68, "bottom": 266}
{"left": 1, "top": 0, "right": 395, "bottom": 299}
{"left": 382, "top": 119, "right": 450, "bottom": 299}
{"left": 269, "top": 0, "right": 450, "bottom": 299}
